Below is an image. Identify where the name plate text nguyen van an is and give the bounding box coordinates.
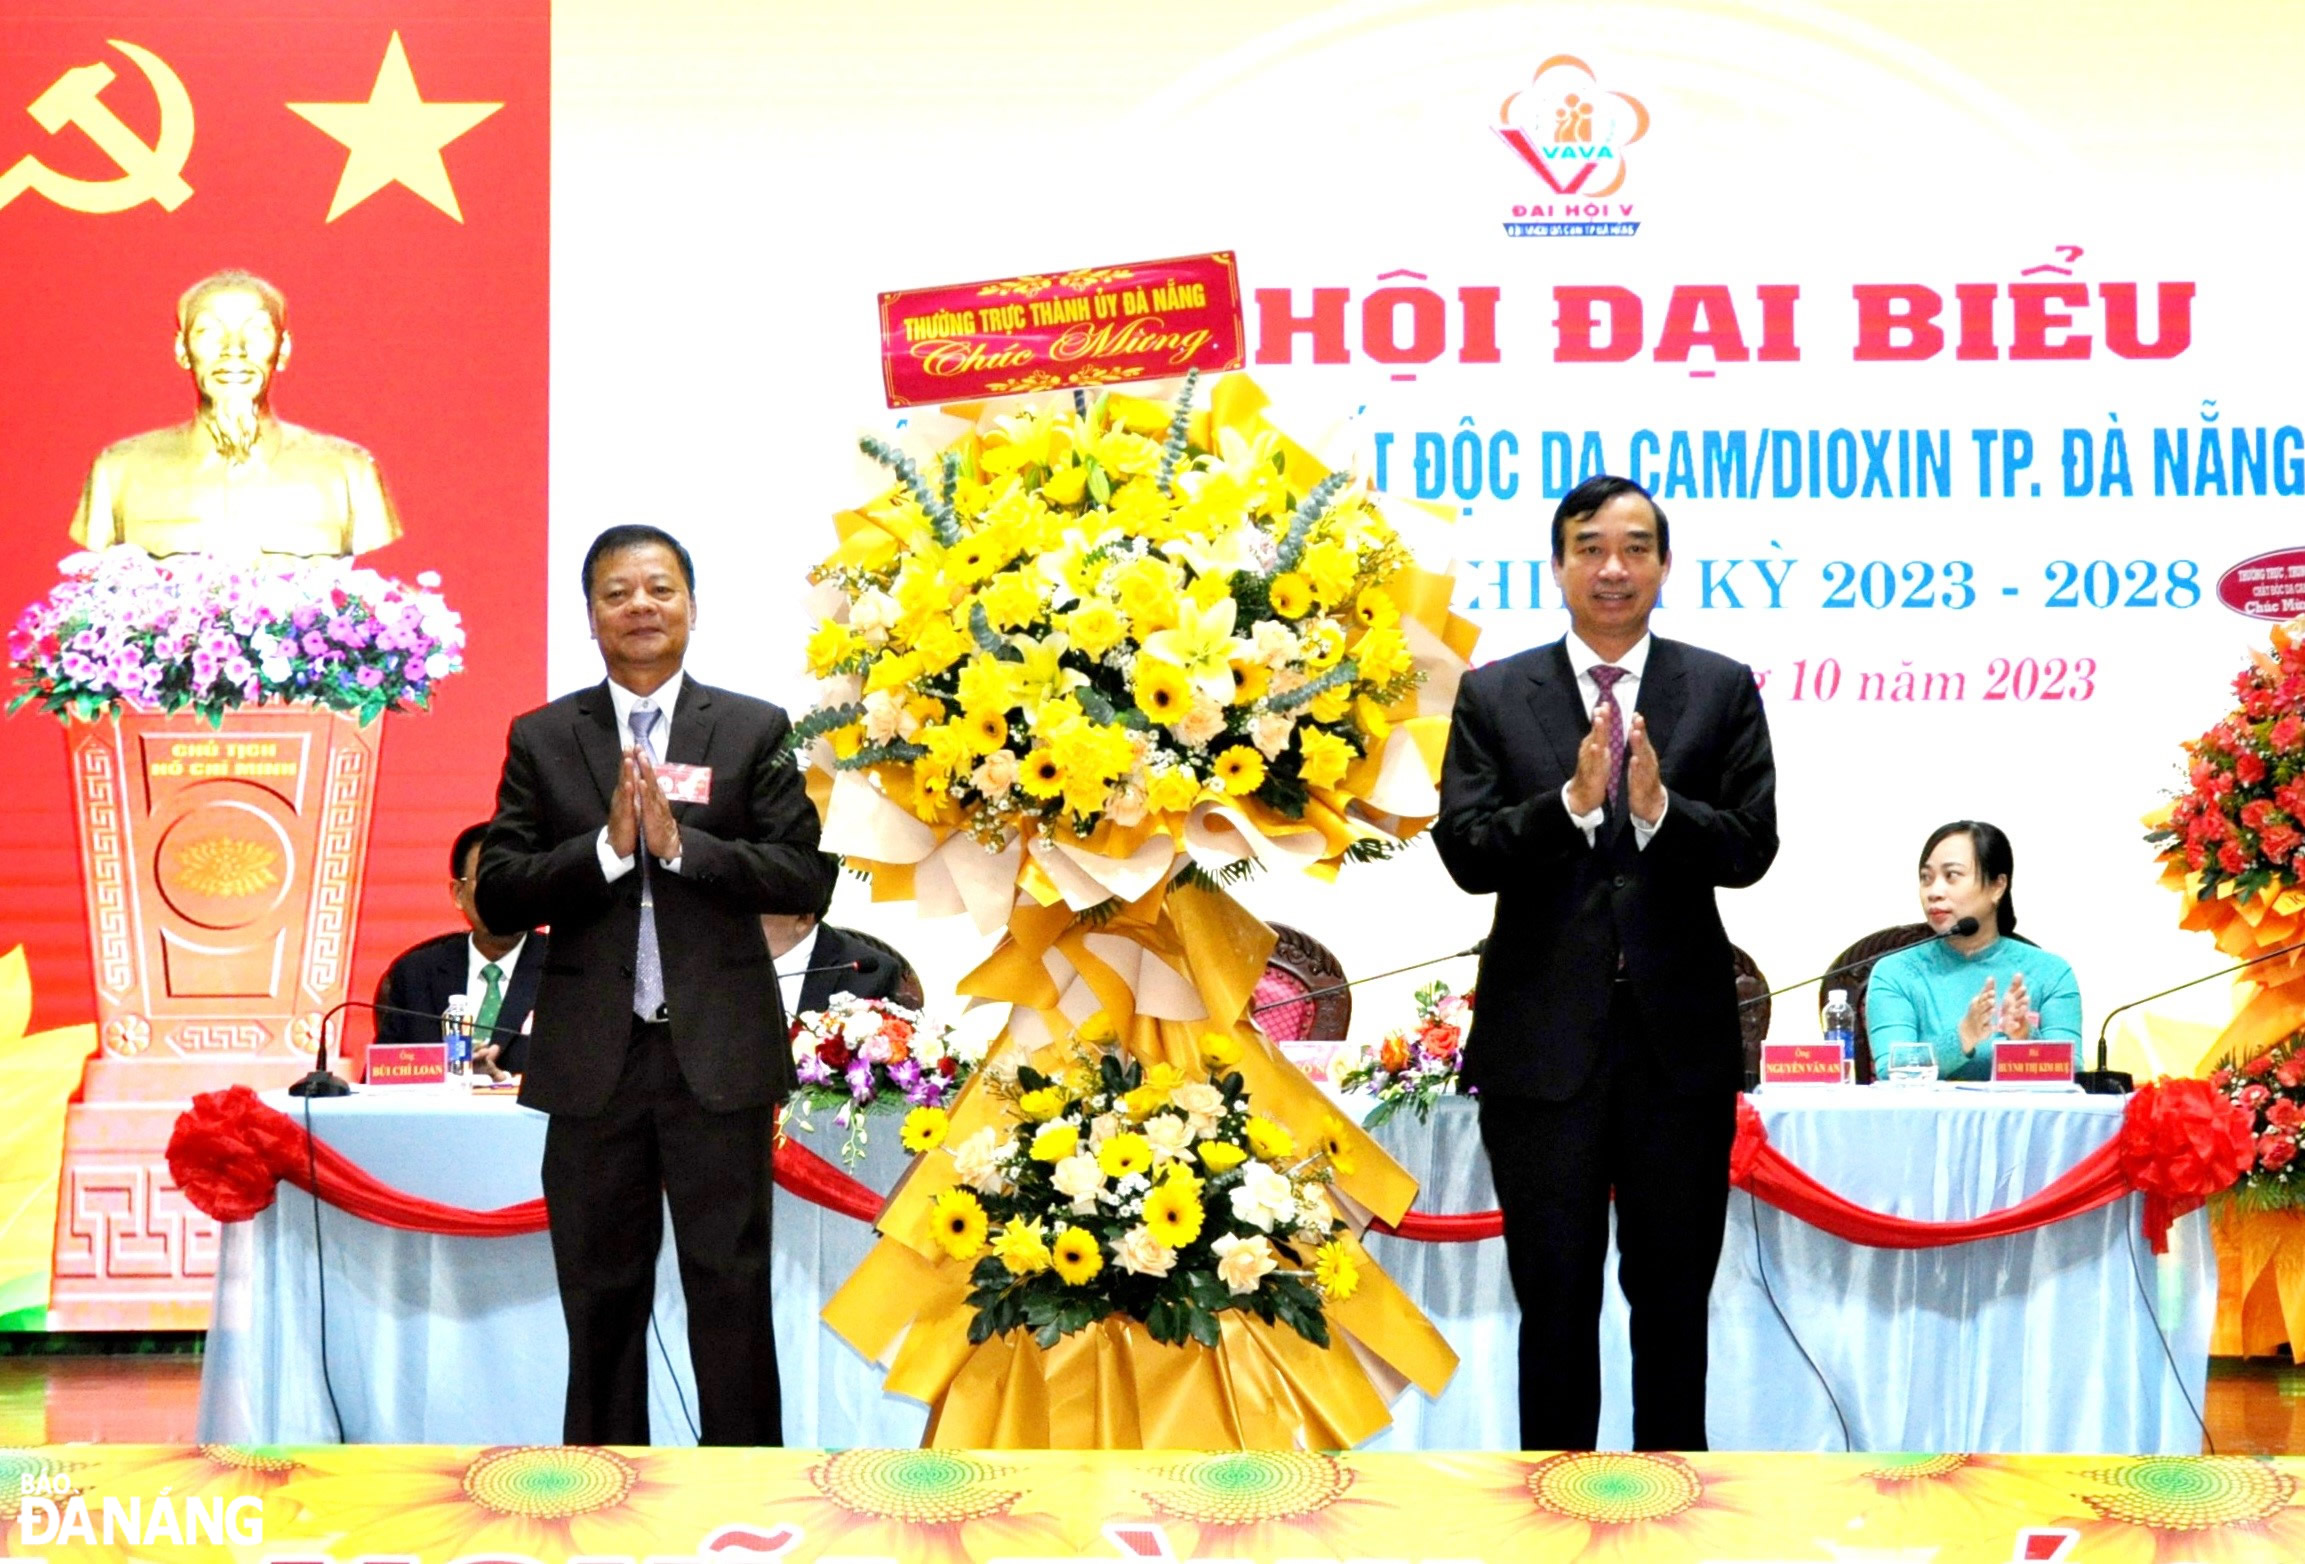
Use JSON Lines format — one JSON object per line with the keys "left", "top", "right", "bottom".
{"left": 879, "top": 252, "right": 1243, "bottom": 407}
{"left": 1993, "top": 1040, "right": 2077, "bottom": 1085}
{"left": 1760, "top": 1042, "right": 1845, "bottom": 1085}
{"left": 366, "top": 1043, "right": 447, "bottom": 1087}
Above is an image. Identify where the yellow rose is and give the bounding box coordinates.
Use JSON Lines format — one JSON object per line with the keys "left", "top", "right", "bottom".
{"left": 1121, "top": 1084, "right": 1162, "bottom": 1119}
{"left": 1030, "top": 1122, "right": 1080, "bottom": 1162}
{"left": 1018, "top": 1085, "right": 1066, "bottom": 1121}
{"left": 864, "top": 651, "right": 924, "bottom": 695}
{"left": 1076, "top": 1011, "right": 1119, "bottom": 1046}
{"left": 1200, "top": 1032, "right": 1243, "bottom": 1069}
{"left": 1040, "top": 463, "right": 1089, "bottom": 506}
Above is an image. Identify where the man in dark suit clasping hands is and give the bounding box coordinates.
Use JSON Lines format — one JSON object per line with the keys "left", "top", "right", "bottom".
{"left": 1435, "top": 475, "right": 1777, "bottom": 1453}
{"left": 477, "top": 525, "right": 837, "bottom": 1447}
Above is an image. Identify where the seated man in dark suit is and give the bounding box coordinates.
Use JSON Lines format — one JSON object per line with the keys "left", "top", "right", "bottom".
{"left": 766, "top": 875, "right": 909, "bottom": 1019}
{"left": 373, "top": 821, "right": 547, "bottom": 1077}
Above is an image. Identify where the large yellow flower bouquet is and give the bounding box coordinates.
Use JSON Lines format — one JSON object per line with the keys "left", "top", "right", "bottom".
{"left": 792, "top": 373, "right": 1436, "bottom": 872}
{"left": 805, "top": 375, "right": 1474, "bottom": 1449}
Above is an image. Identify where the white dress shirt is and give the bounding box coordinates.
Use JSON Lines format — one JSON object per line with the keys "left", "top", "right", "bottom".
{"left": 774, "top": 923, "right": 821, "bottom": 1017}
{"left": 596, "top": 670, "right": 687, "bottom": 880}
{"left": 1560, "top": 631, "right": 1667, "bottom": 849}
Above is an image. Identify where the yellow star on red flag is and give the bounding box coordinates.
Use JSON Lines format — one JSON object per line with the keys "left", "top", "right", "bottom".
{"left": 288, "top": 32, "right": 502, "bottom": 222}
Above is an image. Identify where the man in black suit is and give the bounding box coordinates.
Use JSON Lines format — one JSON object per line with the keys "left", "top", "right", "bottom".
{"left": 373, "top": 821, "right": 546, "bottom": 1076}
{"left": 765, "top": 877, "right": 910, "bottom": 1019}
{"left": 1435, "top": 474, "right": 1777, "bottom": 1452}
{"left": 476, "top": 524, "right": 837, "bottom": 1447}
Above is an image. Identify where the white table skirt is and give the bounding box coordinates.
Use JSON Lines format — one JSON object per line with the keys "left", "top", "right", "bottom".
{"left": 1358, "top": 1088, "right": 2214, "bottom": 1454}
{"left": 199, "top": 1084, "right": 2212, "bottom": 1452}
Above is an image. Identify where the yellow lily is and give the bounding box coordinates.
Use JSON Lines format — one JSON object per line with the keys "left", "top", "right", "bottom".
{"left": 1140, "top": 592, "right": 1250, "bottom": 706}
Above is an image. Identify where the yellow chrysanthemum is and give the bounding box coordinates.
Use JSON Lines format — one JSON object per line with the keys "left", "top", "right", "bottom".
{"left": 1017, "top": 1085, "right": 1066, "bottom": 1121}
{"left": 1268, "top": 572, "right": 1314, "bottom": 619}
{"left": 1146, "top": 767, "right": 1201, "bottom": 814}
{"left": 1355, "top": 623, "right": 1413, "bottom": 685}
{"left": 1111, "top": 556, "right": 1181, "bottom": 632}
{"left": 913, "top": 615, "right": 970, "bottom": 673}
{"left": 981, "top": 571, "right": 1043, "bottom": 632}
{"left": 1212, "top": 745, "right": 1266, "bottom": 795}
{"left": 1134, "top": 659, "right": 1192, "bottom": 724}
{"left": 1296, "top": 727, "right": 1355, "bottom": 789}
{"left": 1018, "top": 747, "right": 1065, "bottom": 799}
{"left": 1200, "top": 1031, "right": 1243, "bottom": 1069}
{"left": 1244, "top": 1116, "right": 1294, "bottom": 1160}
{"left": 1300, "top": 539, "right": 1358, "bottom": 605}
{"left": 1064, "top": 600, "right": 1126, "bottom": 658}
{"left": 901, "top": 1105, "right": 950, "bottom": 1154}
{"left": 807, "top": 620, "right": 862, "bottom": 676}
{"left": 1197, "top": 1140, "right": 1248, "bottom": 1172}
{"left": 1098, "top": 1131, "right": 1154, "bottom": 1179}
{"left": 1076, "top": 1011, "right": 1119, "bottom": 1045}
{"left": 1030, "top": 1122, "right": 1080, "bottom": 1163}
{"left": 864, "top": 650, "right": 925, "bottom": 695}
{"left": 932, "top": 1187, "right": 989, "bottom": 1260}
{"left": 1307, "top": 686, "right": 1354, "bottom": 725}
{"left": 991, "top": 1219, "right": 1051, "bottom": 1276}
{"left": 1141, "top": 1180, "right": 1206, "bottom": 1249}
{"left": 1051, "top": 1225, "right": 1103, "bottom": 1285}
{"left": 956, "top": 655, "right": 1017, "bottom": 717}
{"left": 1314, "top": 1239, "right": 1361, "bottom": 1300}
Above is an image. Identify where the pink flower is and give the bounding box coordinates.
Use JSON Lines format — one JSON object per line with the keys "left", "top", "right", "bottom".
{"left": 2260, "top": 1134, "right": 2298, "bottom": 1171}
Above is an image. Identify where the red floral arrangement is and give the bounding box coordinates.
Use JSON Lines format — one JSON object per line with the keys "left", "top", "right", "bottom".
{"left": 2150, "top": 620, "right": 2305, "bottom": 901}
{"left": 2206, "top": 1041, "right": 2305, "bottom": 1213}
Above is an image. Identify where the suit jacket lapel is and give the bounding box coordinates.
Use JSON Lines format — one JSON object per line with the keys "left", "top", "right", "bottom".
{"left": 1520, "top": 639, "right": 1588, "bottom": 782}
{"left": 1636, "top": 637, "right": 1689, "bottom": 763}
{"left": 504, "top": 934, "right": 547, "bottom": 1028}
{"left": 572, "top": 683, "right": 622, "bottom": 811}
{"left": 665, "top": 678, "right": 717, "bottom": 820}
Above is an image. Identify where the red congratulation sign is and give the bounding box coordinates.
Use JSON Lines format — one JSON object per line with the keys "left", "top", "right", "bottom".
{"left": 1760, "top": 1043, "right": 1844, "bottom": 1085}
{"left": 879, "top": 252, "right": 1243, "bottom": 408}
{"left": 1994, "top": 1041, "right": 2077, "bottom": 1084}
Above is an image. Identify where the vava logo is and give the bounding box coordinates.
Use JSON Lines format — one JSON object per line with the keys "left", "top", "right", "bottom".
{"left": 1495, "top": 54, "right": 1649, "bottom": 198}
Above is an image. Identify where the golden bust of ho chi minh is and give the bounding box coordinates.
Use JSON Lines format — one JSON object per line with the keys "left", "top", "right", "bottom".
{"left": 69, "top": 270, "right": 401, "bottom": 559}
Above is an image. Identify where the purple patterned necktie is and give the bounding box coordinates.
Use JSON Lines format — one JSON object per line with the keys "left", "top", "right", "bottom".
{"left": 1589, "top": 664, "right": 1629, "bottom": 806}
{"left": 629, "top": 704, "right": 665, "bottom": 1020}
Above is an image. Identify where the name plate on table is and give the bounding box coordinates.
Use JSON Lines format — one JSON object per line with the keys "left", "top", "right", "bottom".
{"left": 368, "top": 1043, "right": 447, "bottom": 1086}
{"left": 1760, "top": 1043, "right": 1844, "bottom": 1084}
{"left": 1994, "top": 1040, "right": 2076, "bottom": 1085}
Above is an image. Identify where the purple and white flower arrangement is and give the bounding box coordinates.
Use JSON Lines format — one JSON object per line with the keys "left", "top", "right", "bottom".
{"left": 788, "top": 992, "right": 985, "bottom": 1164}
{"left": 9, "top": 547, "right": 464, "bottom": 725}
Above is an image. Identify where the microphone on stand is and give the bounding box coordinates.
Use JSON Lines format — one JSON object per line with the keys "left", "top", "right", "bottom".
{"left": 2080, "top": 935, "right": 2305, "bottom": 1097}
{"left": 1249, "top": 940, "right": 1485, "bottom": 1017}
{"left": 289, "top": 998, "right": 536, "bottom": 1098}
{"left": 1737, "top": 917, "right": 1982, "bottom": 1009}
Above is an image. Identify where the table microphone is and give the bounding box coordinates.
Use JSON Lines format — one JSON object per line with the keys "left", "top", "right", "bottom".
{"left": 290, "top": 998, "right": 535, "bottom": 1098}
{"left": 1737, "top": 917, "right": 1981, "bottom": 1009}
{"left": 1249, "top": 940, "right": 1485, "bottom": 1017}
{"left": 2081, "top": 934, "right": 2305, "bottom": 1097}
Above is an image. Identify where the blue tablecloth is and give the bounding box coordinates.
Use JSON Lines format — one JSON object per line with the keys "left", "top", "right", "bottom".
{"left": 199, "top": 1083, "right": 2212, "bottom": 1452}
{"left": 1360, "top": 1087, "right": 2214, "bottom": 1453}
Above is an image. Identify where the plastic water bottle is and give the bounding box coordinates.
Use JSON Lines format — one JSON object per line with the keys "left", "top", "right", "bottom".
{"left": 1822, "top": 989, "right": 1857, "bottom": 1084}
{"left": 442, "top": 994, "right": 475, "bottom": 1077}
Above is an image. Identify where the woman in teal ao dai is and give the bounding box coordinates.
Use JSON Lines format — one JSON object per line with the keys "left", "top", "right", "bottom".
{"left": 1865, "top": 820, "right": 2082, "bottom": 1082}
